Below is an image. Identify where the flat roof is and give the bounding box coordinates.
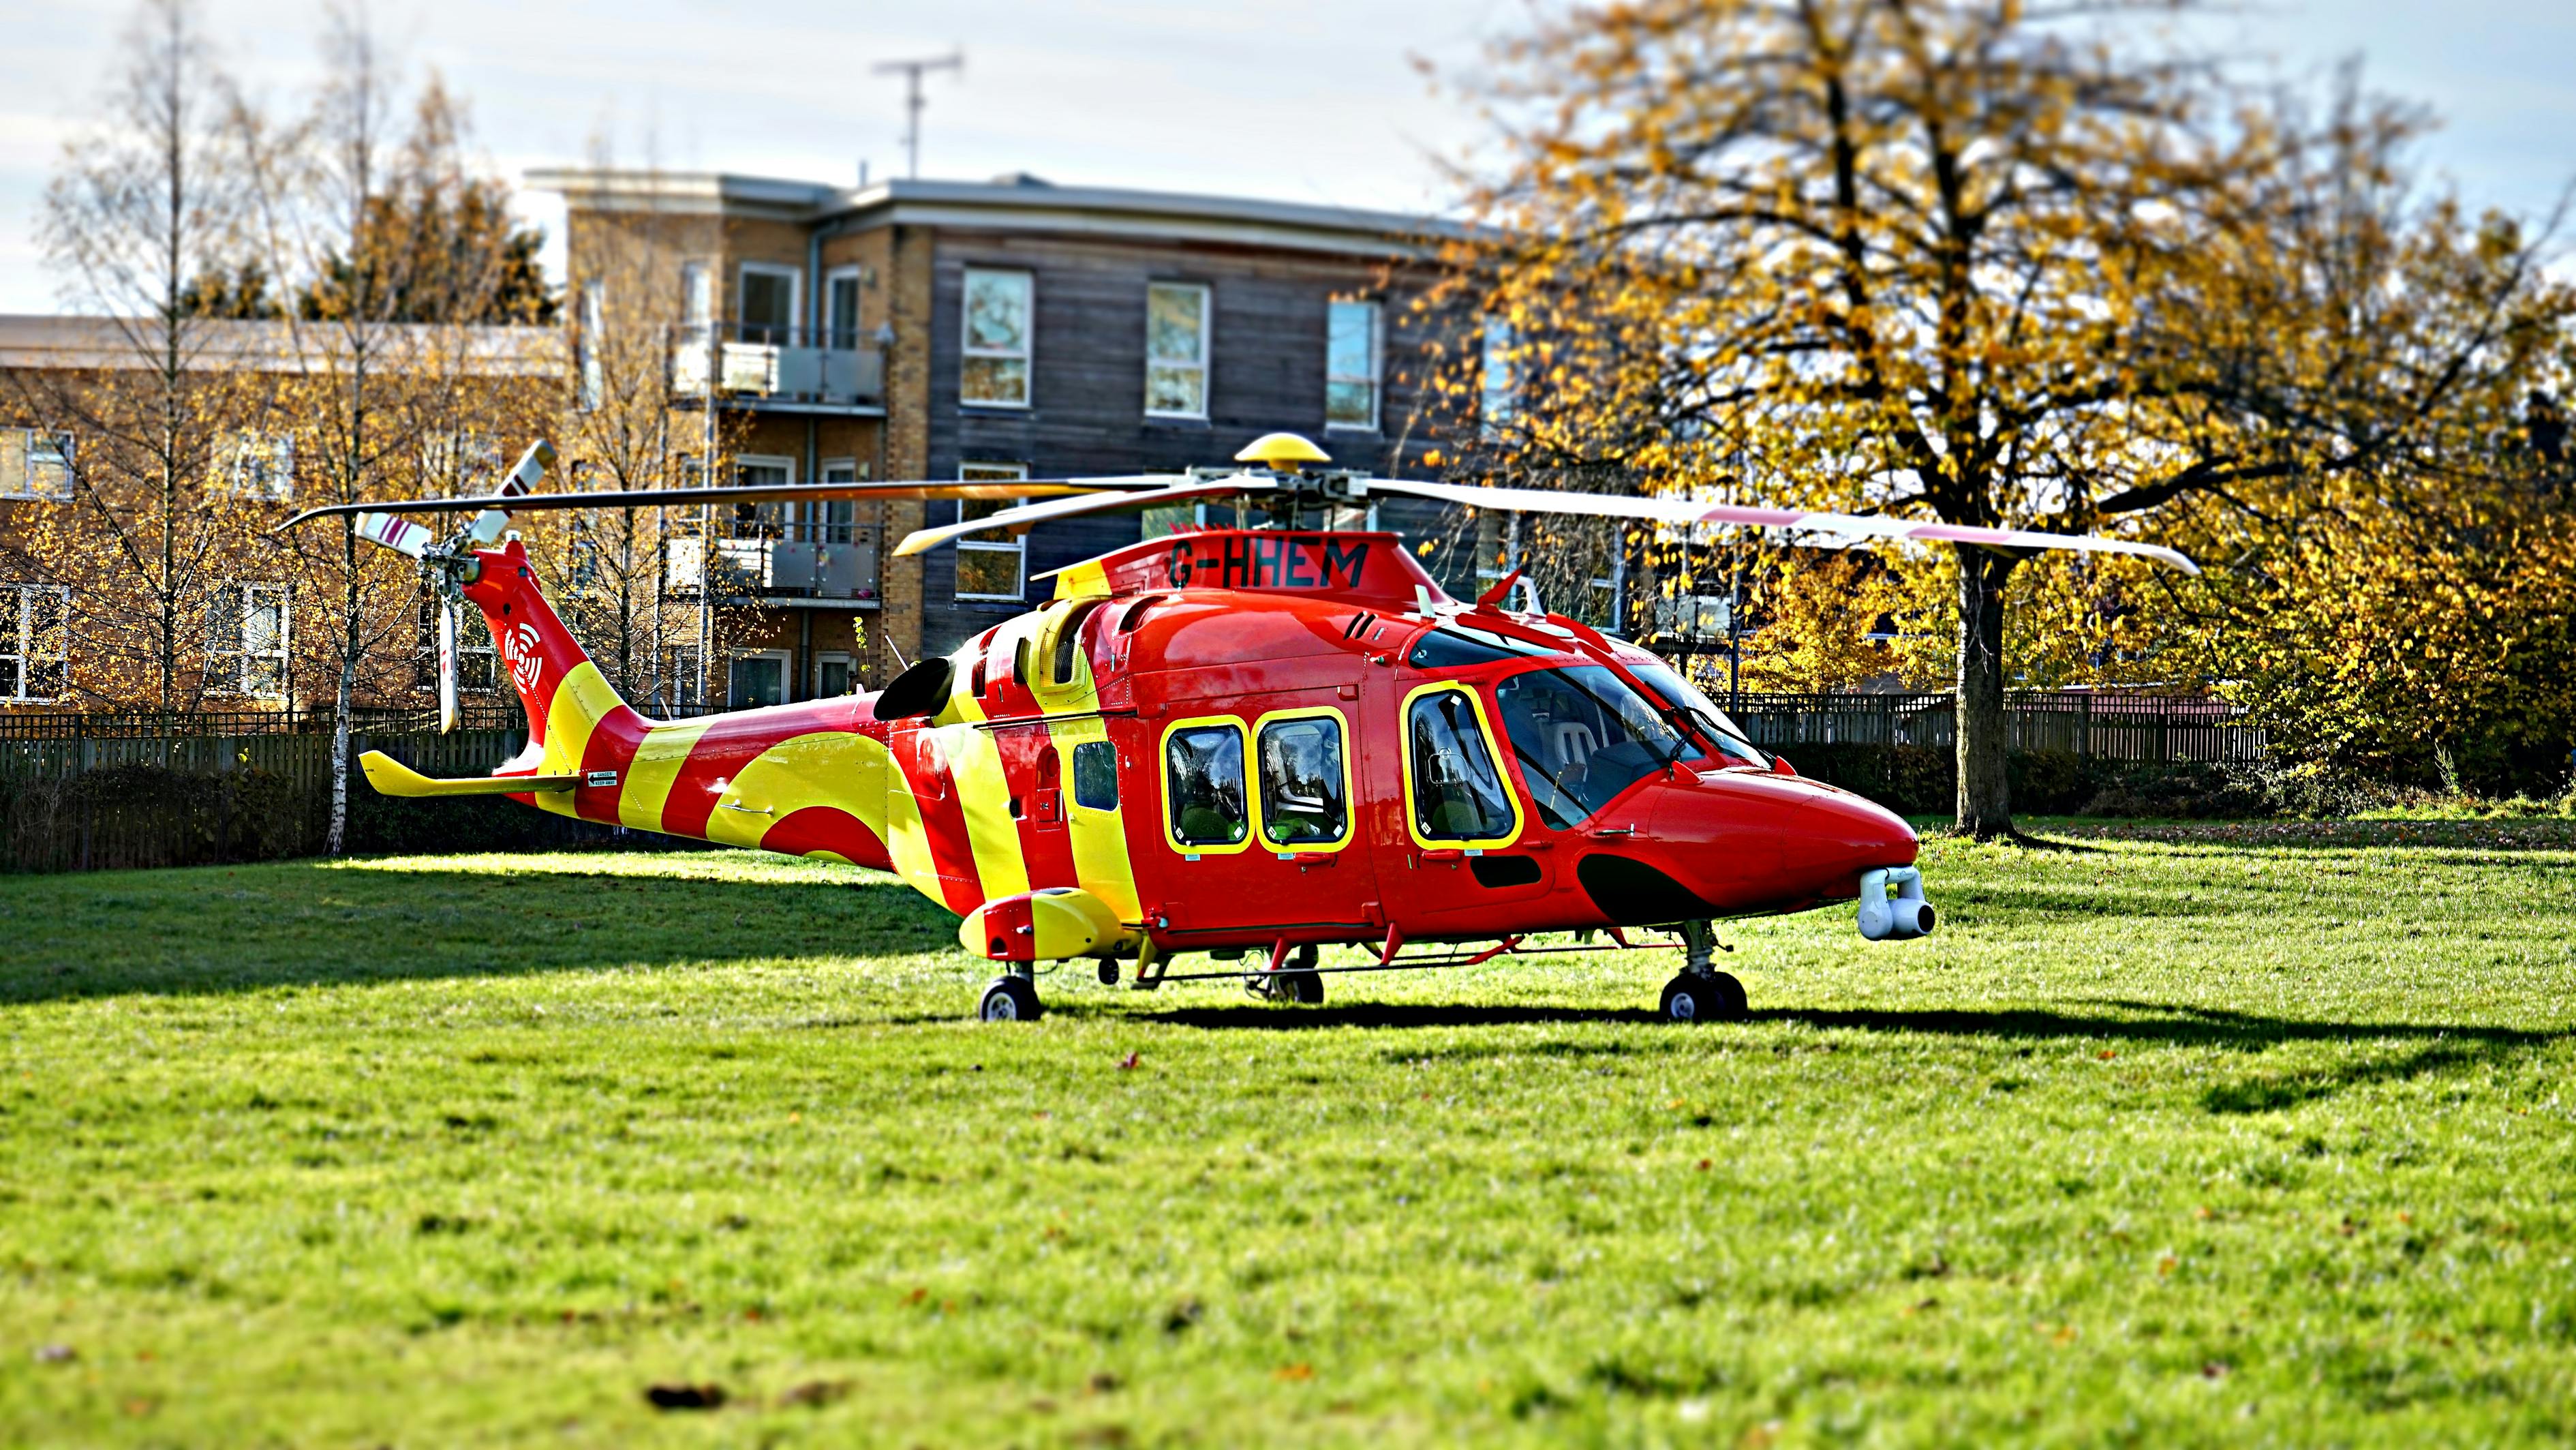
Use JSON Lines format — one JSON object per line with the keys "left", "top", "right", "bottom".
{"left": 0, "top": 316, "right": 562, "bottom": 376}
{"left": 523, "top": 169, "right": 1471, "bottom": 258}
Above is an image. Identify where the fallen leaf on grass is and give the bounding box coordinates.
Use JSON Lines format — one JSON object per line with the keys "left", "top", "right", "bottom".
{"left": 33, "top": 1344, "right": 74, "bottom": 1364}
{"left": 776, "top": 1378, "right": 850, "bottom": 1408}
{"left": 1274, "top": 1363, "right": 1315, "bottom": 1381}
{"left": 1087, "top": 1370, "right": 1123, "bottom": 1393}
{"left": 1118, "top": 1052, "right": 1141, "bottom": 1070}
{"left": 643, "top": 1383, "right": 726, "bottom": 1411}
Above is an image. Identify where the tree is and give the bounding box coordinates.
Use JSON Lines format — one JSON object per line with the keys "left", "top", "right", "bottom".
{"left": 12, "top": 0, "right": 263, "bottom": 710}
{"left": 1438, "top": 1, "right": 2559, "bottom": 835}
{"left": 240, "top": 10, "right": 559, "bottom": 851}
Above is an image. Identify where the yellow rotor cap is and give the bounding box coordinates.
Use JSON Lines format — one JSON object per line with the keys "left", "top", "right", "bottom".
{"left": 1234, "top": 432, "right": 1332, "bottom": 469}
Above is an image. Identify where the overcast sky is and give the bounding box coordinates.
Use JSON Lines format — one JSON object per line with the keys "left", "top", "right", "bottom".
{"left": 3, "top": 0, "right": 2571, "bottom": 314}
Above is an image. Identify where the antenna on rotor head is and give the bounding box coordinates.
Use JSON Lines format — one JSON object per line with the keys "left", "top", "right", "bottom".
{"left": 872, "top": 50, "right": 963, "bottom": 179}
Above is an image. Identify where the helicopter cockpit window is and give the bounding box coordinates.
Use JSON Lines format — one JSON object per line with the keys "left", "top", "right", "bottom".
{"left": 1165, "top": 723, "right": 1250, "bottom": 848}
{"left": 1407, "top": 688, "right": 1518, "bottom": 843}
{"left": 1631, "top": 662, "right": 1769, "bottom": 768}
{"left": 1259, "top": 714, "right": 1348, "bottom": 847}
{"left": 1494, "top": 665, "right": 1691, "bottom": 828}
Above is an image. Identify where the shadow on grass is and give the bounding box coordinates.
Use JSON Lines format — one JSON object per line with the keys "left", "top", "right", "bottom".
{"left": 0, "top": 862, "right": 962, "bottom": 1004}
{"left": 1128, "top": 995, "right": 2568, "bottom": 1114}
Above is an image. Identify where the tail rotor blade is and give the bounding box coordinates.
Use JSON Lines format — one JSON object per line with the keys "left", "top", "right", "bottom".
{"left": 437, "top": 597, "right": 461, "bottom": 734}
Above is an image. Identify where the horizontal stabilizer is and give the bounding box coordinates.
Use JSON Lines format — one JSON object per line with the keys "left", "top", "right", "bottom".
{"left": 358, "top": 750, "right": 581, "bottom": 798}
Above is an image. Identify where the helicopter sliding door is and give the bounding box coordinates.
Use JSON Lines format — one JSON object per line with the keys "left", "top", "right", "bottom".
{"left": 1142, "top": 698, "right": 1381, "bottom": 946}
{"left": 1381, "top": 680, "right": 1561, "bottom": 935}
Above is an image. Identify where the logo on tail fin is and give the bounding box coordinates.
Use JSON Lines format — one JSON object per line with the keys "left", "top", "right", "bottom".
{"left": 504, "top": 620, "right": 545, "bottom": 692}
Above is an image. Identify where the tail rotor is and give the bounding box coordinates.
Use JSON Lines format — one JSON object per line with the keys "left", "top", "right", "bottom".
{"left": 350, "top": 440, "right": 557, "bottom": 734}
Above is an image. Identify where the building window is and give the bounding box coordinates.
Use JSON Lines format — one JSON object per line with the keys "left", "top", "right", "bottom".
{"left": 961, "top": 267, "right": 1033, "bottom": 407}
{"left": 417, "top": 429, "right": 500, "bottom": 496}
{"left": 664, "top": 647, "right": 704, "bottom": 712}
{"left": 729, "top": 650, "right": 788, "bottom": 708}
{"left": 800, "top": 458, "right": 865, "bottom": 543}
{"left": 416, "top": 592, "right": 496, "bottom": 692}
{"left": 679, "top": 260, "right": 713, "bottom": 333}
{"left": 1145, "top": 282, "right": 1210, "bottom": 418}
{"left": 0, "top": 584, "right": 69, "bottom": 701}
{"left": 1481, "top": 316, "right": 1518, "bottom": 435}
{"left": 738, "top": 262, "right": 799, "bottom": 344}
{"left": 212, "top": 430, "right": 294, "bottom": 502}
{"left": 825, "top": 267, "right": 863, "bottom": 348}
{"left": 576, "top": 283, "right": 604, "bottom": 411}
{"left": 727, "top": 455, "right": 795, "bottom": 539}
{"left": 1326, "top": 299, "right": 1381, "bottom": 431}
{"left": 209, "top": 583, "right": 289, "bottom": 697}
{"left": 0, "top": 429, "right": 74, "bottom": 501}
{"left": 954, "top": 462, "right": 1029, "bottom": 601}
{"left": 816, "top": 651, "right": 856, "bottom": 697}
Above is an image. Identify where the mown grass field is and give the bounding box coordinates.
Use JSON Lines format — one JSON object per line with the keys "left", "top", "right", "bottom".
{"left": 1, "top": 820, "right": 2573, "bottom": 1447}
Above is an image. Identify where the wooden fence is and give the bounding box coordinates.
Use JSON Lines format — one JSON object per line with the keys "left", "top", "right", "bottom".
{"left": 1727, "top": 691, "right": 2266, "bottom": 764}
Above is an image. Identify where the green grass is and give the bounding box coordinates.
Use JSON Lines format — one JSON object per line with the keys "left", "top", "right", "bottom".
{"left": 1, "top": 822, "right": 2573, "bottom": 1446}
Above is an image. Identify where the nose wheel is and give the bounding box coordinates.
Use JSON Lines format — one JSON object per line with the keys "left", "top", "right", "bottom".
{"left": 1660, "top": 971, "right": 1746, "bottom": 1023}
{"left": 978, "top": 975, "right": 1043, "bottom": 1022}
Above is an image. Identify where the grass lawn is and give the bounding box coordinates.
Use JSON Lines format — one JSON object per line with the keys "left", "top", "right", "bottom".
{"left": 2, "top": 819, "right": 2573, "bottom": 1446}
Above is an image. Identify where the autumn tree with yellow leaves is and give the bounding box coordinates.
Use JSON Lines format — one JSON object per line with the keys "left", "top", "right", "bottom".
{"left": 1436, "top": 1, "right": 2569, "bottom": 834}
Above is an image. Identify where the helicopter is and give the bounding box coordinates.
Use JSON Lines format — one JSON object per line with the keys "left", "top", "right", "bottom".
{"left": 286, "top": 434, "right": 2196, "bottom": 1023}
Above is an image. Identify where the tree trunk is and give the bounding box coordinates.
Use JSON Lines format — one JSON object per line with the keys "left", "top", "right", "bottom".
{"left": 1954, "top": 548, "right": 2019, "bottom": 839}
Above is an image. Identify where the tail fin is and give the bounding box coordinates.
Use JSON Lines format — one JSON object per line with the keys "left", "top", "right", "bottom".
{"left": 461, "top": 538, "right": 648, "bottom": 817}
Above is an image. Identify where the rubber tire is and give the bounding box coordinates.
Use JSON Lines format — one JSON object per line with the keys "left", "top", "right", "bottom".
{"left": 1659, "top": 971, "right": 1747, "bottom": 1023}
{"left": 978, "top": 976, "right": 1042, "bottom": 1022}
{"left": 1277, "top": 969, "right": 1325, "bottom": 1006}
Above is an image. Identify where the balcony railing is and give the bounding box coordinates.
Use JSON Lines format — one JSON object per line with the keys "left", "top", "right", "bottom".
{"left": 669, "top": 321, "right": 885, "bottom": 408}
{"left": 666, "top": 536, "right": 880, "bottom": 603}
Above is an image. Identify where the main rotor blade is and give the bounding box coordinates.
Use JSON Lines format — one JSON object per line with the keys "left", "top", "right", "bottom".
{"left": 275, "top": 476, "right": 1182, "bottom": 532}
{"left": 354, "top": 511, "right": 433, "bottom": 557}
{"left": 891, "top": 476, "right": 1279, "bottom": 558}
{"left": 1363, "top": 478, "right": 2201, "bottom": 575}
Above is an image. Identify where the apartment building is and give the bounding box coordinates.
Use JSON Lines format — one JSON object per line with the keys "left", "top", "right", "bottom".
{"left": 536, "top": 168, "right": 1469, "bottom": 706}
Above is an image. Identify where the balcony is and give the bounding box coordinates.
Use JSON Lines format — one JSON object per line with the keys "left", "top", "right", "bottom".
{"left": 670, "top": 322, "right": 885, "bottom": 412}
{"left": 667, "top": 531, "right": 880, "bottom": 605}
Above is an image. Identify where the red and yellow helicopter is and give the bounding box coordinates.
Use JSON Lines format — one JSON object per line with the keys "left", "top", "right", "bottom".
{"left": 288, "top": 436, "right": 2194, "bottom": 1023}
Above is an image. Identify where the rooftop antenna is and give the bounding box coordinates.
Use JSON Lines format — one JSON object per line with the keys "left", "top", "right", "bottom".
{"left": 872, "top": 50, "right": 963, "bottom": 180}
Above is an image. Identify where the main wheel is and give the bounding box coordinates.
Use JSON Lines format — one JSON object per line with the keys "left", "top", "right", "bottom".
{"left": 978, "top": 976, "right": 1043, "bottom": 1022}
{"left": 1277, "top": 969, "right": 1325, "bottom": 1006}
{"left": 1659, "top": 971, "right": 1747, "bottom": 1023}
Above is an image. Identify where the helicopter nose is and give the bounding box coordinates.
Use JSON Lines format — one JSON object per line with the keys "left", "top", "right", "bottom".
{"left": 1777, "top": 786, "right": 1918, "bottom": 898}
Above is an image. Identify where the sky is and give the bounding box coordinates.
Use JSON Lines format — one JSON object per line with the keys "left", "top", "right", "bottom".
{"left": 1, "top": 0, "right": 2571, "bottom": 314}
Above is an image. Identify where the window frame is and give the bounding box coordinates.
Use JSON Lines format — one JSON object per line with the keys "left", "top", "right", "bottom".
{"left": 210, "top": 581, "right": 290, "bottom": 698}
{"left": 679, "top": 260, "right": 714, "bottom": 332}
{"left": 1144, "top": 280, "right": 1212, "bottom": 420}
{"left": 1254, "top": 706, "right": 1354, "bottom": 856}
{"left": 212, "top": 429, "right": 294, "bottom": 502}
{"left": 814, "top": 650, "right": 856, "bottom": 697}
{"left": 960, "top": 267, "right": 1035, "bottom": 409}
{"left": 1399, "top": 681, "right": 1524, "bottom": 851}
{"left": 1325, "top": 297, "right": 1383, "bottom": 433}
{"left": 728, "top": 649, "right": 791, "bottom": 709}
{"left": 0, "top": 582, "right": 70, "bottom": 702}
{"left": 806, "top": 457, "right": 863, "bottom": 543}
{"left": 823, "top": 265, "right": 864, "bottom": 349}
{"left": 953, "top": 462, "right": 1030, "bottom": 601}
{"left": 0, "top": 428, "right": 74, "bottom": 502}
{"left": 1159, "top": 714, "right": 1256, "bottom": 857}
{"left": 736, "top": 261, "right": 801, "bottom": 344}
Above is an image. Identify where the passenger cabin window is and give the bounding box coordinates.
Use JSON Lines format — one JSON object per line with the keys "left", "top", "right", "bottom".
{"left": 1259, "top": 714, "right": 1347, "bottom": 847}
{"left": 1073, "top": 740, "right": 1118, "bottom": 812}
{"left": 1407, "top": 688, "right": 1518, "bottom": 843}
{"left": 1165, "top": 723, "right": 1250, "bottom": 849}
{"left": 1494, "top": 665, "right": 1689, "bottom": 828}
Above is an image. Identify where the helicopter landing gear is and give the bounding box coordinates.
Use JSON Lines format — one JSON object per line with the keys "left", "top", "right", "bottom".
{"left": 1252, "top": 943, "right": 1325, "bottom": 1004}
{"left": 1659, "top": 920, "right": 1746, "bottom": 1024}
{"left": 978, "top": 973, "right": 1043, "bottom": 1022}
